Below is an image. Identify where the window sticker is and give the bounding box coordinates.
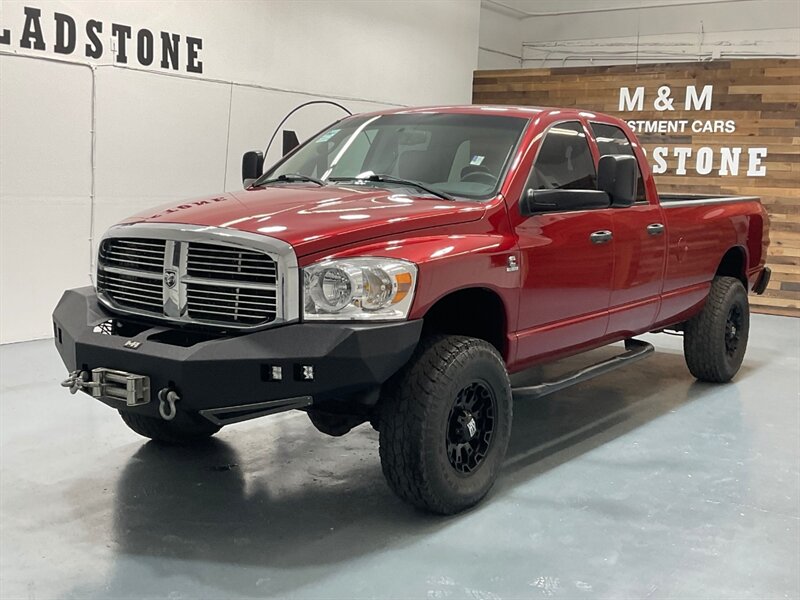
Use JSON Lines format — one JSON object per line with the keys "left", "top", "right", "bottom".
{"left": 316, "top": 129, "right": 340, "bottom": 143}
{"left": 470, "top": 155, "right": 485, "bottom": 166}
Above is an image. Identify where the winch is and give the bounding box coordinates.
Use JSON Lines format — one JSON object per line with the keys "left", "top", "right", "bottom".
{"left": 61, "top": 368, "right": 150, "bottom": 407}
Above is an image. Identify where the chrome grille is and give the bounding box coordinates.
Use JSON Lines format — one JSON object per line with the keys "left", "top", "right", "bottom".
{"left": 187, "top": 242, "right": 277, "bottom": 285}
{"left": 187, "top": 282, "right": 277, "bottom": 326}
{"left": 97, "top": 269, "right": 162, "bottom": 312}
{"left": 95, "top": 226, "right": 297, "bottom": 329}
{"left": 99, "top": 239, "right": 165, "bottom": 273}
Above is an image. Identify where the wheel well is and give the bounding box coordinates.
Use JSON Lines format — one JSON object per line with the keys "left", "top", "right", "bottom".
{"left": 716, "top": 247, "right": 747, "bottom": 286}
{"left": 422, "top": 288, "right": 507, "bottom": 357}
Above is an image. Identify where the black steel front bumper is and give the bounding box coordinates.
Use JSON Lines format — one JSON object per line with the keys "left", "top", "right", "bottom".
{"left": 53, "top": 287, "right": 422, "bottom": 423}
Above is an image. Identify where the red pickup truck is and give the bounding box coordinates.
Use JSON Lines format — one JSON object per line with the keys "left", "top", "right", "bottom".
{"left": 54, "top": 105, "right": 770, "bottom": 514}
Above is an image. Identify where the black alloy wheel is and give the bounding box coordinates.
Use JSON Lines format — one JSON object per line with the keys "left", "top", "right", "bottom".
{"left": 724, "top": 304, "right": 744, "bottom": 358}
{"left": 446, "top": 381, "right": 496, "bottom": 475}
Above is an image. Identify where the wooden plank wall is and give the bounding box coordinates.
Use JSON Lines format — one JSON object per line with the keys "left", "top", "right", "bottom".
{"left": 473, "top": 59, "right": 799, "bottom": 317}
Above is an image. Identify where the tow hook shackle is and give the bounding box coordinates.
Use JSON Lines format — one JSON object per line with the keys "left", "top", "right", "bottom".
{"left": 158, "top": 388, "right": 180, "bottom": 421}
{"left": 61, "top": 370, "right": 90, "bottom": 394}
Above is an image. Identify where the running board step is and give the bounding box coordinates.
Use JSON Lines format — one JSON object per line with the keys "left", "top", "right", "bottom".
{"left": 512, "top": 338, "right": 654, "bottom": 401}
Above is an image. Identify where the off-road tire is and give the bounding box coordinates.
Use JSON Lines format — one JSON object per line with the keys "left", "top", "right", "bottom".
{"left": 378, "top": 335, "right": 512, "bottom": 514}
{"left": 119, "top": 410, "right": 220, "bottom": 444}
{"left": 684, "top": 276, "right": 750, "bottom": 383}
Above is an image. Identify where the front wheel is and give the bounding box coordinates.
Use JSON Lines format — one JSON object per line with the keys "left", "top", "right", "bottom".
{"left": 684, "top": 276, "right": 750, "bottom": 383}
{"left": 119, "top": 411, "right": 220, "bottom": 445}
{"left": 378, "top": 335, "right": 512, "bottom": 514}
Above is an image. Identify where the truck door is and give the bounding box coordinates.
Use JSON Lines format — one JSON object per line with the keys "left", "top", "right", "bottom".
{"left": 590, "top": 122, "right": 667, "bottom": 336}
{"left": 512, "top": 121, "right": 614, "bottom": 366}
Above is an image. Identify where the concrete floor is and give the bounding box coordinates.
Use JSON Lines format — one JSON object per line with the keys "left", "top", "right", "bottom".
{"left": 1, "top": 314, "right": 798, "bottom": 600}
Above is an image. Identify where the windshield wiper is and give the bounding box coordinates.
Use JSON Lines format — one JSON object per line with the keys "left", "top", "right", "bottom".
{"left": 252, "top": 173, "right": 326, "bottom": 187}
{"left": 328, "top": 174, "right": 454, "bottom": 201}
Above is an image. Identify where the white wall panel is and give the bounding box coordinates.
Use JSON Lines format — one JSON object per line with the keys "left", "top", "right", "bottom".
{"left": 0, "top": 0, "right": 480, "bottom": 343}
{"left": 0, "top": 0, "right": 479, "bottom": 105}
{"left": 0, "top": 56, "right": 92, "bottom": 343}
{"left": 91, "top": 68, "right": 231, "bottom": 245}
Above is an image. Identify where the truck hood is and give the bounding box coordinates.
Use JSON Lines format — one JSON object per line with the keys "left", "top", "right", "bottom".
{"left": 122, "top": 185, "right": 487, "bottom": 256}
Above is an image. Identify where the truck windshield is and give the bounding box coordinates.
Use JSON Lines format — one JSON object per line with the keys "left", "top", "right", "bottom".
{"left": 259, "top": 113, "right": 529, "bottom": 200}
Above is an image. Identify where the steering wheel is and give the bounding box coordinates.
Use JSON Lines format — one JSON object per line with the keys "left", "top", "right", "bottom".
{"left": 461, "top": 170, "right": 498, "bottom": 186}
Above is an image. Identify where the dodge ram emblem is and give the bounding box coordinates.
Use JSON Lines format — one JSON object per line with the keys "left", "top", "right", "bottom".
{"left": 164, "top": 270, "right": 177, "bottom": 288}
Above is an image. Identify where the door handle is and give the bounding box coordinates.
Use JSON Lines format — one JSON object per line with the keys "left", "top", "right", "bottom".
{"left": 647, "top": 223, "right": 665, "bottom": 236}
{"left": 590, "top": 230, "right": 613, "bottom": 244}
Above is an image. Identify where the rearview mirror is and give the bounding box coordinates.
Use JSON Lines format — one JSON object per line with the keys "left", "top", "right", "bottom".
{"left": 242, "top": 150, "right": 264, "bottom": 187}
{"left": 520, "top": 188, "right": 610, "bottom": 216}
{"left": 597, "top": 155, "right": 637, "bottom": 208}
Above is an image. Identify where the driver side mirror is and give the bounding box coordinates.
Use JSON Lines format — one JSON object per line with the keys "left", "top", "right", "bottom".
{"left": 597, "top": 155, "right": 637, "bottom": 208}
{"left": 242, "top": 150, "right": 264, "bottom": 187}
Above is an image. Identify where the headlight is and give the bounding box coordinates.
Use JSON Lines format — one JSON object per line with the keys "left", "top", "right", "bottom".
{"left": 303, "top": 257, "right": 417, "bottom": 320}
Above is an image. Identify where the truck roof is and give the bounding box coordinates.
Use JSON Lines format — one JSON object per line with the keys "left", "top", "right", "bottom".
{"left": 358, "top": 104, "right": 614, "bottom": 122}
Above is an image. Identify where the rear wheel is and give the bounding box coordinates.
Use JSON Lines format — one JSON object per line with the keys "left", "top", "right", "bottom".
{"left": 119, "top": 411, "right": 220, "bottom": 444}
{"left": 378, "top": 335, "right": 512, "bottom": 514}
{"left": 684, "top": 276, "right": 750, "bottom": 383}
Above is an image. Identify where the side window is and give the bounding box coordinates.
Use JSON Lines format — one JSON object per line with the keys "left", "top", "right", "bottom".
{"left": 526, "top": 121, "right": 596, "bottom": 191}
{"left": 590, "top": 123, "right": 647, "bottom": 203}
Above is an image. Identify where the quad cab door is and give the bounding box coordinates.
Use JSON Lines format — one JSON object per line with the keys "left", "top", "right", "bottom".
{"left": 589, "top": 122, "right": 667, "bottom": 336}
{"left": 512, "top": 121, "right": 614, "bottom": 367}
